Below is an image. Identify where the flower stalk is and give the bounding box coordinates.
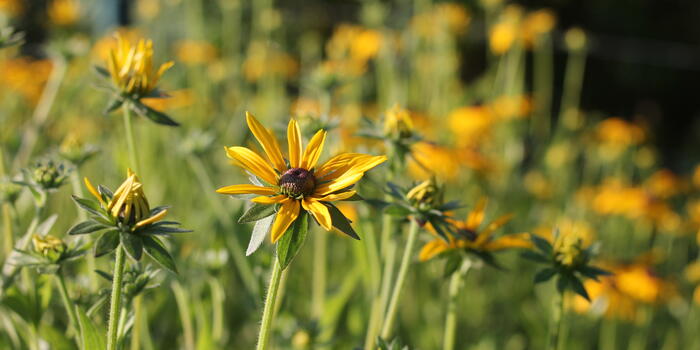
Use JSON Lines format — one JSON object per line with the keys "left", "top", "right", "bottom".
{"left": 547, "top": 290, "right": 565, "bottom": 350}
{"left": 257, "top": 257, "right": 284, "bottom": 350}
{"left": 106, "top": 245, "right": 127, "bottom": 350}
{"left": 443, "top": 259, "right": 472, "bottom": 350}
{"left": 55, "top": 272, "right": 79, "bottom": 338}
{"left": 122, "top": 102, "right": 140, "bottom": 174}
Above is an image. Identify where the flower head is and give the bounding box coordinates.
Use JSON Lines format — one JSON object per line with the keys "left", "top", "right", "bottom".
{"left": 31, "top": 160, "right": 70, "bottom": 191}
{"left": 216, "top": 112, "right": 386, "bottom": 244}
{"left": 419, "top": 198, "right": 529, "bottom": 261}
{"left": 107, "top": 32, "right": 173, "bottom": 98}
{"left": 383, "top": 104, "right": 415, "bottom": 140}
{"left": 32, "top": 234, "right": 66, "bottom": 260}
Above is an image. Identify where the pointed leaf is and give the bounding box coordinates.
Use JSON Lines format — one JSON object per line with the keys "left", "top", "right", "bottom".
{"left": 77, "top": 305, "right": 106, "bottom": 350}
{"left": 103, "top": 96, "right": 124, "bottom": 115}
{"left": 384, "top": 204, "right": 413, "bottom": 216}
{"left": 131, "top": 100, "right": 180, "bottom": 126}
{"left": 72, "top": 196, "right": 106, "bottom": 217}
{"left": 120, "top": 233, "right": 143, "bottom": 261}
{"left": 68, "top": 220, "right": 109, "bottom": 235}
{"left": 276, "top": 212, "right": 308, "bottom": 270}
{"left": 143, "top": 236, "right": 177, "bottom": 273}
{"left": 570, "top": 275, "right": 590, "bottom": 301}
{"left": 238, "top": 203, "right": 277, "bottom": 223}
{"left": 529, "top": 234, "right": 553, "bottom": 255}
{"left": 94, "top": 230, "right": 119, "bottom": 257}
{"left": 521, "top": 250, "right": 550, "bottom": 263}
{"left": 327, "top": 204, "right": 359, "bottom": 240}
{"left": 247, "top": 215, "right": 273, "bottom": 256}
{"left": 534, "top": 268, "right": 557, "bottom": 284}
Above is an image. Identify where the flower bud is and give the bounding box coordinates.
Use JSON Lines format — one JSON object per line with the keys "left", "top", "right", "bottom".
{"left": 32, "top": 160, "right": 69, "bottom": 190}
{"left": 32, "top": 234, "right": 66, "bottom": 261}
{"left": 384, "top": 104, "right": 414, "bottom": 140}
{"left": 553, "top": 232, "right": 585, "bottom": 268}
{"left": 406, "top": 178, "right": 443, "bottom": 211}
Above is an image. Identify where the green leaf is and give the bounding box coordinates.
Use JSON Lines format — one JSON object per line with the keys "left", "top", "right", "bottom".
{"left": 529, "top": 234, "right": 553, "bottom": 255}
{"left": 67, "top": 220, "right": 109, "bottom": 235}
{"left": 533, "top": 268, "right": 557, "bottom": 284}
{"left": 556, "top": 274, "right": 569, "bottom": 294}
{"left": 131, "top": 100, "right": 180, "bottom": 126}
{"left": 327, "top": 204, "right": 359, "bottom": 240}
{"left": 139, "top": 225, "right": 192, "bottom": 235}
{"left": 97, "top": 185, "right": 113, "bottom": 201}
{"left": 247, "top": 214, "right": 274, "bottom": 256}
{"left": 71, "top": 196, "right": 106, "bottom": 217}
{"left": 94, "top": 230, "right": 119, "bottom": 257}
{"left": 579, "top": 265, "right": 612, "bottom": 281}
{"left": 143, "top": 236, "right": 177, "bottom": 273}
{"left": 238, "top": 203, "right": 277, "bottom": 223}
{"left": 93, "top": 65, "right": 110, "bottom": 78}
{"left": 120, "top": 233, "right": 143, "bottom": 261}
{"left": 103, "top": 95, "right": 124, "bottom": 115}
{"left": 276, "top": 212, "right": 309, "bottom": 270}
{"left": 443, "top": 253, "right": 461, "bottom": 278}
{"left": 569, "top": 275, "right": 590, "bottom": 301}
{"left": 520, "top": 250, "right": 550, "bottom": 263}
{"left": 77, "top": 305, "right": 106, "bottom": 350}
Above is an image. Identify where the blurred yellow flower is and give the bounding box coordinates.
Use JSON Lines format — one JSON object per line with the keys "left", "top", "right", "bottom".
{"left": 411, "top": 3, "right": 470, "bottom": 37}
{"left": 448, "top": 106, "right": 493, "bottom": 147}
{"left": 692, "top": 164, "right": 700, "bottom": 189}
{"left": 489, "top": 95, "right": 532, "bottom": 119}
{"left": 107, "top": 32, "right": 174, "bottom": 97}
{"left": 383, "top": 104, "right": 414, "bottom": 139}
{"left": 419, "top": 198, "right": 529, "bottom": 261}
{"left": 174, "top": 40, "right": 218, "bottom": 65}
{"left": 0, "top": 0, "right": 22, "bottom": 16}
{"left": 521, "top": 9, "right": 556, "bottom": 47}
{"left": 327, "top": 24, "right": 382, "bottom": 63}
{"left": 644, "top": 169, "right": 684, "bottom": 199}
{"left": 0, "top": 58, "right": 53, "bottom": 104}
{"left": 243, "top": 41, "right": 298, "bottom": 82}
{"left": 48, "top": 0, "right": 80, "bottom": 26}
{"left": 142, "top": 89, "right": 195, "bottom": 112}
{"left": 488, "top": 5, "right": 523, "bottom": 54}
{"left": 408, "top": 142, "right": 461, "bottom": 181}
{"left": 596, "top": 117, "right": 645, "bottom": 148}
{"left": 565, "top": 27, "right": 587, "bottom": 51}
{"left": 523, "top": 170, "right": 552, "bottom": 199}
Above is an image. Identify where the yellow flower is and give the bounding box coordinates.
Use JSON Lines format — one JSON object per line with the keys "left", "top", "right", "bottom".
{"left": 48, "top": 0, "right": 80, "bottom": 26}
{"left": 596, "top": 117, "right": 645, "bottom": 148}
{"left": 383, "top": 104, "right": 414, "bottom": 139}
{"left": 408, "top": 142, "right": 462, "bottom": 181}
{"left": 0, "top": 0, "right": 22, "bottom": 16}
{"left": 488, "top": 5, "right": 523, "bottom": 54}
{"left": 419, "top": 198, "right": 529, "bottom": 261}
{"left": 107, "top": 32, "right": 174, "bottom": 97}
{"left": 644, "top": 169, "right": 683, "bottom": 199}
{"left": 243, "top": 41, "right": 298, "bottom": 82}
{"left": 0, "top": 58, "right": 53, "bottom": 104}
{"left": 448, "top": 106, "right": 493, "bottom": 147}
{"left": 216, "top": 112, "right": 386, "bottom": 243}
{"left": 489, "top": 95, "right": 532, "bottom": 119}
{"left": 84, "top": 169, "right": 167, "bottom": 229}
{"left": 174, "top": 40, "right": 218, "bottom": 65}
{"left": 521, "top": 9, "right": 556, "bottom": 46}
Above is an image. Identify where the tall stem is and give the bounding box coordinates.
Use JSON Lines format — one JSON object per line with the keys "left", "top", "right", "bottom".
{"left": 443, "top": 260, "right": 472, "bottom": 350}
{"left": 257, "top": 257, "right": 284, "bottom": 350}
{"left": 380, "top": 219, "right": 420, "bottom": 339}
{"left": 122, "top": 104, "right": 140, "bottom": 174}
{"left": 311, "top": 230, "right": 327, "bottom": 319}
{"left": 56, "top": 272, "right": 79, "bottom": 339}
{"left": 106, "top": 245, "right": 127, "bottom": 350}
{"left": 547, "top": 291, "right": 565, "bottom": 350}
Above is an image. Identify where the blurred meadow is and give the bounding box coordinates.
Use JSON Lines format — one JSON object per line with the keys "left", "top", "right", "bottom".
{"left": 1, "top": 0, "right": 700, "bottom": 349}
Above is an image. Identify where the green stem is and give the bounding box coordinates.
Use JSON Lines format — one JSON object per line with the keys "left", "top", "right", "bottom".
{"left": 311, "top": 230, "right": 327, "bottom": 319}
{"left": 122, "top": 104, "right": 140, "bottom": 173}
{"left": 443, "top": 260, "right": 472, "bottom": 350}
{"left": 547, "top": 291, "right": 565, "bottom": 350}
{"left": 56, "top": 272, "right": 79, "bottom": 339}
{"left": 106, "top": 245, "right": 127, "bottom": 350}
{"left": 380, "top": 219, "right": 420, "bottom": 339}
{"left": 172, "top": 282, "right": 195, "bottom": 350}
{"left": 257, "top": 257, "right": 284, "bottom": 350}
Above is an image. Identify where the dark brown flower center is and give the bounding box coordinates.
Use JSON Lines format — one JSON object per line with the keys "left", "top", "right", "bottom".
{"left": 279, "top": 168, "right": 316, "bottom": 198}
{"left": 456, "top": 228, "right": 478, "bottom": 242}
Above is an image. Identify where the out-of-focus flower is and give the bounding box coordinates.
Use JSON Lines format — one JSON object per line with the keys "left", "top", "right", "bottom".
{"left": 142, "top": 89, "right": 195, "bottom": 112}
{"left": 92, "top": 28, "right": 141, "bottom": 62}
{"left": 383, "top": 104, "right": 414, "bottom": 140}
{"left": 107, "top": 32, "right": 174, "bottom": 98}
{"left": 0, "top": 27, "right": 24, "bottom": 48}
{"left": 408, "top": 142, "right": 461, "bottom": 181}
{"left": 174, "top": 40, "right": 218, "bottom": 65}
{"left": 565, "top": 27, "right": 587, "bottom": 51}
{"left": 488, "top": 5, "right": 523, "bottom": 54}
{"left": 48, "top": 0, "right": 80, "bottom": 26}
{"left": 523, "top": 170, "right": 552, "bottom": 199}
{"left": 32, "top": 234, "right": 66, "bottom": 261}
{"left": 0, "top": 0, "right": 22, "bottom": 16}
{"left": 59, "top": 132, "right": 98, "bottom": 166}
{"left": 521, "top": 9, "right": 556, "bottom": 47}
{"left": 243, "top": 41, "right": 298, "bottom": 82}
{"left": 327, "top": 24, "right": 382, "bottom": 63}
{"left": 419, "top": 198, "right": 529, "bottom": 261}
{"left": 406, "top": 178, "right": 443, "bottom": 211}
{"left": 573, "top": 262, "right": 671, "bottom": 320}
{"left": 596, "top": 118, "right": 645, "bottom": 149}
{"left": 644, "top": 169, "right": 684, "bottom": 199}
{"left": 0, "top": 58, "right": 53, "bottom": 104}
{"left": 137, "top": 0, "right": 160, "bottom": 20}
{"left": 489, "top": 95, "right": 532, "bottom": 119}
{"left": 685, "top": 261, "right": 700, "bottom": 305}
{"left": 692, "top": 164, "right": 700, "bottom": 189}
{"left": 448, "top": 106, "right": 493, "bottom": 147}
{"left": 411, "top": 3, "right": 471, "bottom": 37}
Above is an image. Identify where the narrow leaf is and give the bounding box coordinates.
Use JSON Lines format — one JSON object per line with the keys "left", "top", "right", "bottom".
{"left": 143, "top": 236, "right": 177, "bottom": 273}
{"left": 131, "top": 100, "right": 180, "bottom": 126}
{"left": 68, "top": 220, "right": 108, "bottom": 235}
{"left": 533, "top": 268, "right": 557, "bottom": 284}
{"left": 276, "top": 212, "right": 308, "bottom": 270}
{"left": 94, "top": 230, "right": 119, "bottom": 257}
{"left": 247, "top": 215, "right": 274, "bottom": 256}
{"left": 238, "top": 203, "right": 277, "bottom": 223}
{"left": 327, "top": 204, "right": 360, "bottom": 240}
{"left": 120, "top": 233, "right": 143, "bottom": 261}
{"left": 77, "top": 305, "right": 106, "bottom": 350}
{"left": 529, "top": 234, "right": 553, "bottom": 255}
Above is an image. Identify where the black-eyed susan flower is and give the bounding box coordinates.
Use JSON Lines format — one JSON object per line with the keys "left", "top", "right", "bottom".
{"left": 419, "top": 199, "right": 530, "bottom": 266}
{"left": 97, "top": 32, "right": 180, "bottom": 126}
{"left": 216, "top": 112, "right": 385, "bottom": 265}
{"left": 69, "top": 169, "right": 189, "bottom": 272}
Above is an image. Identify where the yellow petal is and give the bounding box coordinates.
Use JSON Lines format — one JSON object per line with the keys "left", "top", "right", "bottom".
{"left": 314, "top": 173, "right": 364, "bottom": 196}
{"left": 483, "top": 233, "right": 532, "bottom": 251}
{"left": 83, "top": 177, "right": 106, "bottom": 207}
{"left": 216, "top": 184, "right": 276, "bottom": 195}
{"left": 271, "top": 199, "right": 300, "bottom": 243}
{"left": 466, "top": 198, "right": 487, "bottom": 230}
{"left": 418, "top": 239, "right": 450, "bottom": 261}
{"left": 301, "top": 129, "right": 327, "bottom": 170}
{"left": 135, "top": 208, "right": 169, "bottom": 228}
{"left": 314, "top": 190, "right": 356, "bottom": 202}
{"left": 225, "top": 146, "right": 279, "bottom": 185}
{"left": 252, "top": 195, "right": 287, "bottom": 204}
{"left": 246, "top": 111, "right": 287, "bottom": 172}
{"left": 314, "top": 155, "right": 386, "bottom": 195}
{"left": 287, "top": 119, "right": 302, "bottom": 168}
{"left": 302, "top": 198, "right": 332, "bottom": 231}
{"left": 474, "top": 213, "right": 514, "bottom": 246}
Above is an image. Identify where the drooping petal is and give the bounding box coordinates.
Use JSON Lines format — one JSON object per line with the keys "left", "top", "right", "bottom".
{"left": 225, "top": 146, "right": 279, "bottom": 185}
{"left": 465, "top": 198, "right": 487, "bottom": 230}
{"left": 483, "top": 233, "right": 532, "bottom": 251}
{"left": 302, "top": 198, "right": 332, "bottom": 231}
{"left": 314, "top": 190, "right": 356, "bottom": 202}
{"left": 246, "top": 112, "right": 287, "bottom": 172}
{"left": 301, "top": 129, "right": 327, "bottom": 170}
{"left": 287, "top": 119, "right": 302, "bottom": 168}
{"left": 418, "top": 239, "right": 450, "bottom": 261}
{"left": 215, "top": 184, "right": 276, "bottom": 195}
{"left": 251, "top": 195, "right": 287, "bottom": 204}
{"left": 474, "top": 213, "right": 514, "bottom": 246}
{"left": 270, "top": 199, "right": 300, "bottom": 243}
{"left": 83, "top": 177, "right": 106, "bottom": 206}
{"left": 135, "top": 208, "right": 169, "bottom": 228}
